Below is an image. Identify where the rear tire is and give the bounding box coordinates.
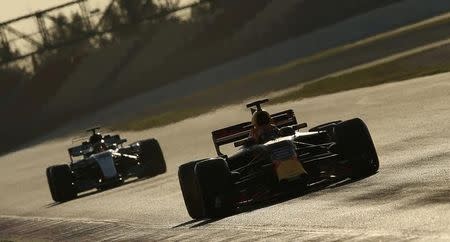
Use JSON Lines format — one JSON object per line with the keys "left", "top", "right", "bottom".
{"left": 195, "top": 158, "right": 234, "bottom": 218}
{"left": 335, "top": 118, "right": 379, "bottom": 178}
{"left": 46, "top": 165, "right": 77, "bottom": 202}
{"left": 137, "top": 138, "right": 166, "bottom": 178}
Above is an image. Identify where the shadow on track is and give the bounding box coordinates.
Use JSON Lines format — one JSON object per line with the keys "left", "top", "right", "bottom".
{"left": 172, "top": 218, "right": 227, "bottom": 229}
{"left": 344, "top": 177, "right": 450, "bottom": 209}
{"left": 44, "top": 189, "right": 101, "bottom": 208}
{"left": 173, "top": 174, "right": 377, "bottom": 228}
{"left": 43, "top": 176, "right": 154, "bottom": 208}
{"left": 407, "top": 188, "right": 450, "bottom": 207}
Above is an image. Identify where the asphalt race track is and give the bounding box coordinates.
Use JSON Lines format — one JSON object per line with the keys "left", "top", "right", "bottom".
{"left": 0, "top": 73, "right": 449, "bottom": 241}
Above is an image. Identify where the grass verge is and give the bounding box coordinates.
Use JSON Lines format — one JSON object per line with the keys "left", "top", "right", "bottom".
{"left": 271, "top": 43, "right": 450, "bottom": 104}
{"left": 113, "top": 13, "right": 450, "bottom": 131}
{"left": 113, "top": 106, "right": 211, "bottom": 130}
{"left": 116, "top": 40, "right": 450, "bottom": 131}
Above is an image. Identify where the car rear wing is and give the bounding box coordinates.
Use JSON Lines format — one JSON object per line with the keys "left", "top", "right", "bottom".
{"left": 211, "top": 109, "right": 298, "bottom": 155}
{"left": 68, "top": 143, "right": 93, "bottom": 159}
{"left": 103, "top": 135, "right": 127, "bottom": 148}
{"left": 68, "top": 135, "right": 126, "bottom": 159}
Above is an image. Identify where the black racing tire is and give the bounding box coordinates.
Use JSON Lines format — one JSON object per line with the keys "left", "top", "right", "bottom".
{"left": 178, "top": 160, "right": 207, "bottom": 220}
{"left": 137, "top": 138, "right": 166, "bottom": 178}
{"left": 46, "top": 164, "right": 77, "bottom": 202}
{"left": 335, "top": 118, "right": 379, "bottom": 178}
{"left": 195, "top": 158, "right": 234, "bottom": 218}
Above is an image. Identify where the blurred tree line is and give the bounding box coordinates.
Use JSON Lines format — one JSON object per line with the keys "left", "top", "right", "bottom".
{"left": 0, "top": 41, "right": 29, "bottom": 88}
{"left": 0, "top": 0, "right": 181, "bottom": 77}
{"left": 0, "top": 0, "right": 403, "bottom": 93}
{"left": 0, "top": 0, "right": 267, "bottom": 82}
{"left": 0, "top": 0, "right": 184, "bottom": 152}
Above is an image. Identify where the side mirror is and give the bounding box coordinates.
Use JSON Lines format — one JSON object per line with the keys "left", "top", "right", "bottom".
{"left": 280, "top": 126, "right": 295, "bottom": 136}
{"left": 280, "top": 123, "right": 308, "bottom": 136}
{"left": 292, "top": 123, "right": 307, "bottom": 130}
{"left": 234, "top": 138, "right": 255, "bottom": 147}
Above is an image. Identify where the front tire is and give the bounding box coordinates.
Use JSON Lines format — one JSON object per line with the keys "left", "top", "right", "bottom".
{"left": 178, "top": 158, "right": 234, "bottom": 219}
{"left": 335, "top": 118, "right": 379, "bottom": 178}
{"left": 46, "top": 164, "right": 77, "bottom": 202}
{"left": 195, "top": 158, "right": 234, "bottom": 218}
{"left": 178, "top": 160, "right": 206, "bottom": 220}
{"left": 137, "top": 138, "right": 166, "bottom": 178}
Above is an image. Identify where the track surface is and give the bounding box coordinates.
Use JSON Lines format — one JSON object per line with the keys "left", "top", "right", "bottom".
{"left": 0, "top": 73, "right": 449, "bottom": 241}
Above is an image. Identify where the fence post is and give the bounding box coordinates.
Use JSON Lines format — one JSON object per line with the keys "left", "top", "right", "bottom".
{"left": 36, "top": 12, "right": 51, "bottom": 48}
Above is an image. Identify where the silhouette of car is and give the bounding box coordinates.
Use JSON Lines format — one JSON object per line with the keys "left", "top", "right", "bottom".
{"left": 46, "top": 127, "right": 166, "bottom": 202}
{"left": 178, "top": 99, "right": 379, "bottom": 219}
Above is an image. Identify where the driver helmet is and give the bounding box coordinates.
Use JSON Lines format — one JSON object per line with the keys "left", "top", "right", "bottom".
{"left": 252, "top": 110, "right": 271, "bottom": 128}
{"left": 93, "top": 139, "right": 107, "bottom": 152}
{"left": 89, "top": 132, "right": 103, "bottom": 144}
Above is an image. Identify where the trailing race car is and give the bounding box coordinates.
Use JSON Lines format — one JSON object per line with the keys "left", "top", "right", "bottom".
{"left": 178, "top": 99, "right": 379, "bottom": 219}
{"left": 46, "top": 127, "right": 166, "bottom": 202}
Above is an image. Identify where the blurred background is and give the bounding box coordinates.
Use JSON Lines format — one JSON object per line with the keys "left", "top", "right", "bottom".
{"left": 1, "top": 0, "right": 450, "bottom": 154}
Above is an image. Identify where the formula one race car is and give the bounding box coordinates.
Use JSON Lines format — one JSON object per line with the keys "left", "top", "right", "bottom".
{"left": 178, "top": 99, "right": 379, "bottom": 219}
{"left": 46, "top": 127, "right": 166, "bottom": 202}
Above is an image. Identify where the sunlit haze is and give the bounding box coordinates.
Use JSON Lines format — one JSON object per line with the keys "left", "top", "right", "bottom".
{"left": 0, "top": 0, "right": 196, "bottom": 22}
{"left": 0, "top": 0, "right": 106, "bottom": 22}
{"left": 0, "top": 0, "right": 195, "bottom": 51}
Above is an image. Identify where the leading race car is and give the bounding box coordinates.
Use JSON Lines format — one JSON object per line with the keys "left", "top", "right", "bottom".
{"left": 46, "top": 127, "right": 166, "bottom": 202}
{"left": 178, "top": 99, "right": 379, "bottom": 219}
